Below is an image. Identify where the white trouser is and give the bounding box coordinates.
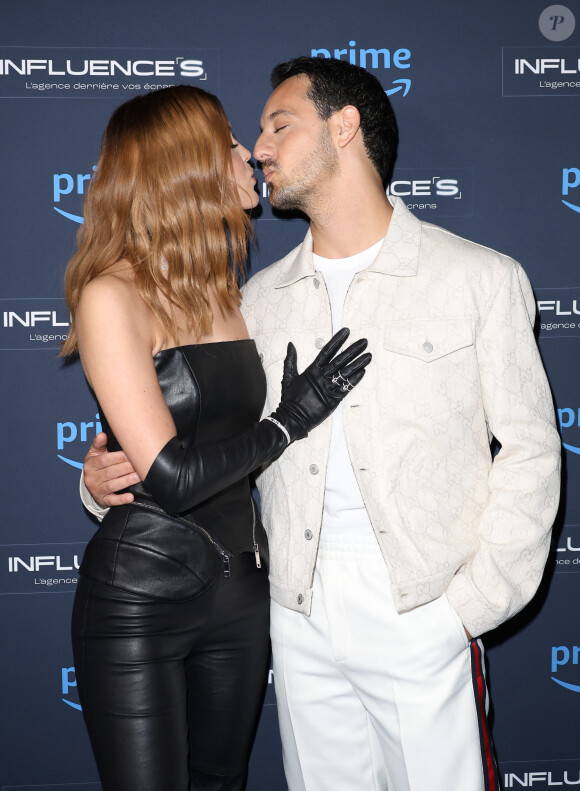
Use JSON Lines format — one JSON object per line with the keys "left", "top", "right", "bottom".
{"left": 270, "top": 533, "right": 499, "bottom": 791}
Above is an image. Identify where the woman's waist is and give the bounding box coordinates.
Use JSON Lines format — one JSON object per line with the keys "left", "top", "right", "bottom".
{"left": 128, "top": 475, "right": 252, "bottom": 520}
{"left": 96, "top": 479, "right": 264, "bottom": 556}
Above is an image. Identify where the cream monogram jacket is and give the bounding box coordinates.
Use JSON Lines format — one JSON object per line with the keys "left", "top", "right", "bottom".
{"left": 241, "top": 197, "right": 561, "bottom": 638}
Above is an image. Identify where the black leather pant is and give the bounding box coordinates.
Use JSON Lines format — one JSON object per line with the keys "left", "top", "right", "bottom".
{"left": 71, "top": 553, "right": 270, "bottom": 791}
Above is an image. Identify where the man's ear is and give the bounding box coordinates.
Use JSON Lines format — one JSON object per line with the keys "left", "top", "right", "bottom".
{"left": 331, "top": 105, "right": 361, "bottom": 149}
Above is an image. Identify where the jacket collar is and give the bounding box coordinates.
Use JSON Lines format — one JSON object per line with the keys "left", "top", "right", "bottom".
{"left": 274, "top": 196, "right": 421, "bottom": 289}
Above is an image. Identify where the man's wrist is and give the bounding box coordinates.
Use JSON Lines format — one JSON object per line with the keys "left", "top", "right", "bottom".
{"left": 79, "top": 471, "right": 109, "bottom": 521}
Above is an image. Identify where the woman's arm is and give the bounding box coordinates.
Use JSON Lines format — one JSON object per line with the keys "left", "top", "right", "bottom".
{"left": 76, "top": 275, "right": 178, "bottom": 482}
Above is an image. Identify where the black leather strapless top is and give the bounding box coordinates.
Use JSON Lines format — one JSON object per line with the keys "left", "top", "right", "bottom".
{"left": 95, "top": 339, "right": 268, "bottom": 559}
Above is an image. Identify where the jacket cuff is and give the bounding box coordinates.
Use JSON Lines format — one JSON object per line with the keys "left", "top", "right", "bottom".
{"left": 445, "top": 571, "right": 508, "bottom": 639}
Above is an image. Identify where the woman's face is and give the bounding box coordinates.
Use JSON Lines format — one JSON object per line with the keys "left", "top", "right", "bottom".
{"left": 231, "top": 136, "right": 259, "bottom": 209}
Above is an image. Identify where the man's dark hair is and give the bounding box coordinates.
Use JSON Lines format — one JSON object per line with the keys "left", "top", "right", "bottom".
{"left": 271, "top": 56, "right": 398, "bottom": 187}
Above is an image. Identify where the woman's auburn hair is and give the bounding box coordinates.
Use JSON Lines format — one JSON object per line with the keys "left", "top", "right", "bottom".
{"left": 61, "top": 85, "right": 252, "bottom": 356}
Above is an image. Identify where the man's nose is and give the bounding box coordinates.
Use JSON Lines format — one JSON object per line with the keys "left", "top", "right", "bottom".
{"left": 253, "top": 132, "right": 271, "bottom": 162}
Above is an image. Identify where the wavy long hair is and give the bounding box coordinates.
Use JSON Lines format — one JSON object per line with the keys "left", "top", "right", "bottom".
{"left": 61, "top": 85, "right": 251, "bottom": 356}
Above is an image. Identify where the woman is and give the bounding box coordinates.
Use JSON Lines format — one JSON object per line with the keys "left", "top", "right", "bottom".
{"left": 61, "top": 85, "right": 370, "bottom": 791}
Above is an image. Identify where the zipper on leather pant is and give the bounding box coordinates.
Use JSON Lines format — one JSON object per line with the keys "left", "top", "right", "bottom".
{"left": 250, "top": 498, "right": 261, "bottom": 569}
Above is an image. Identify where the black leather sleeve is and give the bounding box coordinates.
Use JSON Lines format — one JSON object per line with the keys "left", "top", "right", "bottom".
{"left": 143, "top": 419, "right": 287, "bottom": 514}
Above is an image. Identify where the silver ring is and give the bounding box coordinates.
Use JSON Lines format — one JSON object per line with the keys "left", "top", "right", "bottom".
{"left": 332, "top": 372, "right": 353, "bottom": 392}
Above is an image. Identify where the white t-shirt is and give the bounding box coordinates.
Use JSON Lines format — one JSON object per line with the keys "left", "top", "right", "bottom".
{"left": 313, "top": 239, "right": 382, "bottom": 537}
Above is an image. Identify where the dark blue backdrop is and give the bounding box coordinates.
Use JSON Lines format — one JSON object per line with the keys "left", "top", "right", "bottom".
{"left": 1, "top": 2, "right": 579, "bottom": 789}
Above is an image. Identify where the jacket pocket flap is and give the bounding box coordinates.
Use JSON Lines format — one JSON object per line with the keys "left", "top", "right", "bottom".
{"left": 383, "top": 318, "right": 474, "bottom": 362}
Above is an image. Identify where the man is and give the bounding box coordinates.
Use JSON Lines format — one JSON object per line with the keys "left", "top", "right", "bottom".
{"left": 82, "top": 57, "right": 561, "bottom": 790}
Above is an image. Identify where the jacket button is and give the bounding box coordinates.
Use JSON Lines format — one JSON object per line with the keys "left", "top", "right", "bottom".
{"left": 297, "top": 594, "right": 304, "bottom": 604}
{"left": 422, "top": 341, "right": 433, "bottom": 353}
{"left": 313, "top": 278, "right": 320, "bottom": 289}
{"left": 304, "top": 529, "right": 313, "bottom": 540}
{"left": 309, "top": 464, "right": 319, "bottom": 475}
{"left": 315, "top": 337, "right": 325, "bottom": 349}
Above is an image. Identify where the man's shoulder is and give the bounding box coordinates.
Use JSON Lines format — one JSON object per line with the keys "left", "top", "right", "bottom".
{"left": 389, "top": 197, "right": 517, "bottom": 277}
{"left": 418, "top": 217, "right": 535, "bottom": 318}
{"left": 421, "top": 217, "right": 516, "bottom": 275}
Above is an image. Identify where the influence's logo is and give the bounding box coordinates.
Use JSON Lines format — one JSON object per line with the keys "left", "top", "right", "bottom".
{"left": 0, "top": 47, "right": 219, "bottom": 98}
{"left": 504, "top": 765, "right": 580, "bottom": 787}
{"left": 53, "top": 167, "right": 95, "bottom": 223}
{"left": 0, "top": 298, "right": 69, "bottom": 349}
{"left": 554, "top": 524, "right": 580, "bottom": 571}
{"left": 386, "top": 168, "right": 474, "bottom": 218}
{"left": 388, "top": 178, "right": 460, "bottom": 199}
{"left": 537, "top": 288, "right": 580, "bottom": 338}
{"left": 1, "top": 543, "right": 84, "bottom": 594}
{"left": 562, "top": 167, "right": 580, "bottom": 213}
{"left": 539, "top": 5, "right": 576, "bottom": 41}
{"left": 311, "top": 41, "right": 412, "bottom": 96}
{"left": 62, "top": 666, "right": 82, "bottom": 711}
{"left": 57, "top": 414, "right": 102, "bottom": 469}
{"left": 551, "top": 645, "right": 580, "bottom": 692}
{"left": 503, "top": 47, "right": 580, "bottom": 96}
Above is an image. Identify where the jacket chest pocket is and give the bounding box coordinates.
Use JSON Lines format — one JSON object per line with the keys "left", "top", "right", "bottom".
{"left": 383, "top": 318, "right": 474, "bottom": 361}
{"left": 380, "top": 318, "right": 477, "bottom": 421}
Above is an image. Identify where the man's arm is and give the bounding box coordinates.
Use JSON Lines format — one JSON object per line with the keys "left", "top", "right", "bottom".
{"left": 79, "top": 432, "right": 140, "bottom": 519}
{"left": 446, "top": 260, "right": 561, "bottom": 637}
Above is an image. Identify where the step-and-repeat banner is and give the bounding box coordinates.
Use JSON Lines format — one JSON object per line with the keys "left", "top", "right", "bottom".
{"left": 1, "top": 2, "right": 579, "bottom": 788}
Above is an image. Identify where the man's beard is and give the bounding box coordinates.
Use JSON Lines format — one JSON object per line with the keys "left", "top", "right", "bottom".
{"left": 267, "top": 124, "right": 339, "bottom": 213}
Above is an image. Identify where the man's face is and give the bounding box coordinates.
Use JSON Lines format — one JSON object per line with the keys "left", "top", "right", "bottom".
{"left": 254, "top": 75, "right": 339, "bottom": 213}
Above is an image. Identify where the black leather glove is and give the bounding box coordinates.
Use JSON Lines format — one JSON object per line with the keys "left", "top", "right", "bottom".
{"left": 143, "top": 419, "right": 287, "bottom": 514}
{"left": 144, "top": 328, "right": 371, "bottom": 514}
{"left": 269, "top": 328, "right": 372, "bottom": 441}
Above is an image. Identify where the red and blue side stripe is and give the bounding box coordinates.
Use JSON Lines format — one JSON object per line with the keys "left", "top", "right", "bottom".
{"left": 470, "top": 638, "right": 501, "bottom": 791}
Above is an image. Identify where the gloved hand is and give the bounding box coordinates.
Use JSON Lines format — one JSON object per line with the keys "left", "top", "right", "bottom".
{"left": 269, "top": 328, "right": 371, "bottom": 442}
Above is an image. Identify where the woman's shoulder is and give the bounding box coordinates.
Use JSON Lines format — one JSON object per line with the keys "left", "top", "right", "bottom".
{"left": 79, "top": 262, "right": 142, "bottom": 312}
{"left": 76, "top": 261, "right": 155, "bottom": 346}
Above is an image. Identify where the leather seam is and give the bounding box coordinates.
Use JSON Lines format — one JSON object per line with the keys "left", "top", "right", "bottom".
{"left": 110, "top": 506, "right": 131, "bottom": 585}
{"left": 106, "top": 536, "right": 218, "bottom": 579}
{"left": 180, "top": 347, "right": 202, "bottom": 441}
